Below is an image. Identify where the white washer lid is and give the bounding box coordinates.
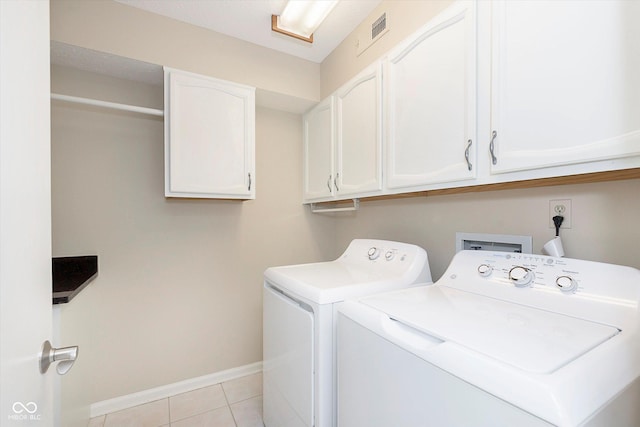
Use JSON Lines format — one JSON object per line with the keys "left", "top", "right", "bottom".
{"left": 360, "top": 286, "right": 620, "bottom": 374}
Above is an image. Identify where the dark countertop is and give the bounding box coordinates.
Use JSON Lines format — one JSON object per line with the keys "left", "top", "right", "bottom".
{"left": 53, "top": 256, "right": 98, "bottom": 304}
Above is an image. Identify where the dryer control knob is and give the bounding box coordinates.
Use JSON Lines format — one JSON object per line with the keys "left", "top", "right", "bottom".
{"left": 556, "top": 276, "right": 577, "bottom": 293}
{"left": 385, "top": 251, "right": 395, "bottom": 261}
{"left": 509, "top": 266, "right": 534, "bottom": 287}
{"left": 477, "top": 264, "right": 493, "bottom": 277}
{"left": 368, "top": 247, "right": 380, "bottom": 260}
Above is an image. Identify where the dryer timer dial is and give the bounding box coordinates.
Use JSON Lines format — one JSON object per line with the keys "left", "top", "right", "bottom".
{"left": 368, "top": 247, "right": 380, "bottom": 260}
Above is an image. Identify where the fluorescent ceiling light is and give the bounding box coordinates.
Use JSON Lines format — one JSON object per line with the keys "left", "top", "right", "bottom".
{"left": 272, "top": 0, "right": 339, "bottom": 43}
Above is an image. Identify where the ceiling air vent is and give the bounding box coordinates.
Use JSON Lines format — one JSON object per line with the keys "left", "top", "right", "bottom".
{"left": 356, "top": 11, "right": 389, "bottom": 56}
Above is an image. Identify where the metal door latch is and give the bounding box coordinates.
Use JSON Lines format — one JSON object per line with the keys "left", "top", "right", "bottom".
{"left": 40, "top": 340, "right": 78, "bottom": 375}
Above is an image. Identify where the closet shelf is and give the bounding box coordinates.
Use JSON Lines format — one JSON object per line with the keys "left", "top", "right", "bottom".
{"left": 51, "top": 93, "right": 164, "bottom": 117}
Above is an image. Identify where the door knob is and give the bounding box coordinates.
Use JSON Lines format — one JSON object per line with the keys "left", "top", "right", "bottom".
{"left": 40, "top": 340, "right": 78, "bottom": 375}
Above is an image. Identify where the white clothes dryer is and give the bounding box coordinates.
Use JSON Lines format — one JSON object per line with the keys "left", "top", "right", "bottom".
{"left": 337, "top": 250, "right": 640, "bottom": 427}
{"left": 263, "top": 239, "right": 432, "bottom": 427}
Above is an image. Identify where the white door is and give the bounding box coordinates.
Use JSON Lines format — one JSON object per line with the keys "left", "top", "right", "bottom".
{"left": 385, "top": 1, "right": 477, "bottom": 190}
{"left": 335, "top": 63, "right": 382, "bottom": 198}
{"left": 303, "top": 98, "right": 334, "bottom": 202}
{"left": 489, "top": 0, "right": 640, "bottom": 174}
{"left": 0, "top": 0, "right": 54, "bottom": 425}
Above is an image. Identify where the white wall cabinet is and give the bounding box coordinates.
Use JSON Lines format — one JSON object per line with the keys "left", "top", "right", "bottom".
{"left": 385, "top": 1, "right": 477, "bottom": 192}
{"left": 303, "top": 97, "right": 334, "bottom": 202}
{"left": 303, "top": 64, "right": 382, "bottom": 203}
{"left": 335, "top": 63, "right": 383, "bottom": 199}
{"left": 304, "top": 0, "right": 640, "bottom": 205}
{"left": 487, "top": 0, "right": 640, "bottom": 176}
{"left": 164, "top": 67, "right": 255, "bottom": 199}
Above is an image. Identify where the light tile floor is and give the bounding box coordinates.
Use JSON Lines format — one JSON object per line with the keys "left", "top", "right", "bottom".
{"left": 87, "top": 372, "right": 264, "bottom": 427}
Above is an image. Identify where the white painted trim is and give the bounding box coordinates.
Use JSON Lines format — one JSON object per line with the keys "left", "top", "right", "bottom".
{"left": 89, "top": 361, "right": 262, "bottom": 418}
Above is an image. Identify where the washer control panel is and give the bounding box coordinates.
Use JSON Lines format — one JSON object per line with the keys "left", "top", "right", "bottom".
{"left": 442, "top": 250, "right": 640, "bottom": 329}
{"left": 447, "top": 250, "right": 638, "bottom": 302}
{"left": 472, "top": 253, "right": 583, "bottom": 294}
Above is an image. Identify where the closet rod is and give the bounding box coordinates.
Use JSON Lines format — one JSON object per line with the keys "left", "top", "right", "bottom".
{"left": 51, "top": 93, "right": 164, "bottom": 117}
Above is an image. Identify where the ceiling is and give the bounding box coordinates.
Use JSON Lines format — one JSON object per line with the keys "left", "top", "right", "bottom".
{"left": 51, "top": 1, "right": 383, "bottom": 113}
{"left": 114, "top": 0, "right": 382, "bottom": 63}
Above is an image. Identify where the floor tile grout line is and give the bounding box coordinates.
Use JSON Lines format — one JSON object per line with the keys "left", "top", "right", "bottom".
{"left": 167, "top": 385, "right": 232, "bottom": 424}
{"left": 220, "top": 381, "right": 239, "bottom": 427}
{"left": 165, "top": 397, "right": 170, "bottom": 427}
{"left": 228, "top": 393, "right": 262, "bottom": 406}
{"left": 167, "top": 404, "right": 232, "bottom": 425}
{"left": 94, "top": 376, "right": 264, "bottom": 427}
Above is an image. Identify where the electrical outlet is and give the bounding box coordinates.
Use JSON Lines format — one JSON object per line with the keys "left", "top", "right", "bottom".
{"left": 549, "top": 199, "right": 572, "bottom": 229}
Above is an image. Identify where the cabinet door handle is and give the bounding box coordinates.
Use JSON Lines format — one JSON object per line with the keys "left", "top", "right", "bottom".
{"left": 465, "top": 139, "right": 473, "bottom": 171}
{"left": 489, "top": 130, "right": 498, "bottom": 165}
{"left": 334, "top": 173, "right": 340, "bottom": 192}
{"left": 248, "top": 172, "right": 252, "bottom": 191}
{"left": 327, "top": 174, "right": 332, "bottom": 192}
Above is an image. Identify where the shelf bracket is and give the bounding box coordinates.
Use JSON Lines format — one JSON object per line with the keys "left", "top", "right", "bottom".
{"left": 310, "top": 199, "right": 360, "bottom": 214}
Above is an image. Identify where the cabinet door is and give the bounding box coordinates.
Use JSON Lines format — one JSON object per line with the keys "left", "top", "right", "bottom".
{"left": 165, "top": 68, "right": 255, "bottom": 199}
{"left": 335, "top": 64, "right": 382, "bottom": 198}
{"left": 385, "top": 1, "right": 477, "bottom": 190}
{"left": 490, "top": 0, "right": 640, "bottom": 174}
{"left": 303, "top": 98, "right": 334, "bottom": 202}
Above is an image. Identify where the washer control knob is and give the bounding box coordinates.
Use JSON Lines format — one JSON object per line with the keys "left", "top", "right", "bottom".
{"left": 509, "top": 266, "right": 534, "bottom": 287}
{"left": 368, "top": 247, "right": 380, "bottom": 260}
{"left": 385, "top": 251, "right": 395, "bottom": 261}
{"left": 556, "top": 276, "right": 577, "bottom": 293}
{"left": 477, "top": 264, "right": 493, "bottom": 277}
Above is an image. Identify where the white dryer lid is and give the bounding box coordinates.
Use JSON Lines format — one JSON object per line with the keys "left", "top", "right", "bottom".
{"left": 265, "top": 261, "right": 423, "bottom": 304}
{"left": 264, "top": 239, "right": 431, "bottom": 304}
{"left": 360, "top": 286, "right": 619, "bottom": 374}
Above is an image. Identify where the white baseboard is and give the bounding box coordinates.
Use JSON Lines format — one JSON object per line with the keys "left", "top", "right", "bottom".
{"left": 90, "top": 361, "right": 263, "bottom": 418}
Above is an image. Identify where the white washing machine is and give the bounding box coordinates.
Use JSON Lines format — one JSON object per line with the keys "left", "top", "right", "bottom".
{"left": 338, "top": 250, "right": 640, "bottom": 427}
{"left": 263, "top": 239, "right": 432, "bottom": 427}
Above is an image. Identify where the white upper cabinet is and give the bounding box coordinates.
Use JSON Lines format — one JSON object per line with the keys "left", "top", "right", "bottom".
{"left": 303, "top": 64, "right": 382, "bottom": 203}
{"left": 335, "top": 63, "right": 382, "bottom": 198}
{"left": 303, "top": 0, "right": 640, "bottom": 205}
{"left": 164, "top": 67, "right": 255, "bottom": 199}
{"left": 303, "top": 97, "right": 334, "bottom": 202}
{"left": 488, "top": 0, "right": 640, "bottom": 175}
{"left": 385, "top": 1, "right": 477, "bottom": 191}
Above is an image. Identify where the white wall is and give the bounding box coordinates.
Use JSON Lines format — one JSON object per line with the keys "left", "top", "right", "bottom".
{"left": 321, "top": 0, "right": 452, "bottom": 97}
{"left": 332, "top": 180, "right": 640, "bottom": 281}
{"left": 322, "top": 0, "right": 640, "bottom": 275}
{"left": 50, "top": 0, "right": 321, "bottom": 105}
{"left": 51, "top": 66, "right": 336, "bottom": 426}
